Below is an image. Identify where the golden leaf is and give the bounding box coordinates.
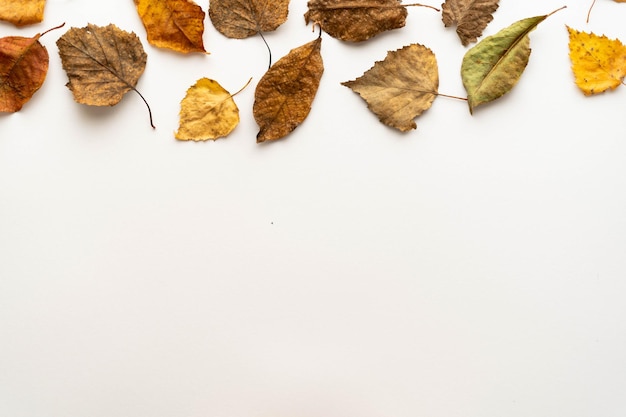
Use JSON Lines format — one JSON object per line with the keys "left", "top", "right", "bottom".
{"left": 133, "top": 0, "right": 206, "bottom": 53}
{"left": 342, "top": 43, "right": 438, "bottom": 132}
{"left": 56, "top": 24, "right": 154, "bottom": 128}
{"left": 175, "top": 78, "right": 242, "bottom": 141}
{"left": 567, "top": 26, "right": 626, "bottom": 96}
{"left": 209, "top": 0, "right": 289, "bottom": 39}
{"left": 441, "top": 0, "right": 499, "bottom": 46}
{"left": 253, "top": 35, "right": 324, "bottom": 143}
{"left": 0, "top": 0, "right": 45, "bottom": 27}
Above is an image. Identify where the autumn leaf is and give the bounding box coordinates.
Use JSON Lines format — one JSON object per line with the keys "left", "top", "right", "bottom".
{"left": 56, "top": 24, "right": 154, "bottom": 128}
{"left": 461, "top": 7, "right": 564, "bottom": 114}
{"left": 304, "top": 0, "right": 438, "bottom": 42}
{"left": 176, "top": 78, "right": 251, "bottom": 141}
{"left": 253, "top": 34, "right": 323, "bottom": 142}
{"left": 567, "top": 26, "right": 626, "bottom": 95}
{"left": 133, "top": 0, "right": 206, "bottom": 53}
{"left": 209, "top": 0, "right": 289, "bottom": 39}
{"left": 441, "top": 0, "right": 499, "bottom": 46}
{"left": 0, "top": 24, "right": 62, "bottom": 113}
{"left": 342, "top": 43, "right": 438, "bottom": 131}
{"left": 0, "top": 0, "right": 45, "bottom": 27}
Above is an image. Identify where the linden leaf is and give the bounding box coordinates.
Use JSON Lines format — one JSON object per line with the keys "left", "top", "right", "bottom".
{"left": 56, "top": 24, "right": 154, "bottom": 128}
{"left": 0, "top": 0, "right": 45, "bottom": 27}
{"left": 441, "top": 0, "right": 499, "bottom": 46}
{"left": 133, "top": 0, "right": 206, "bottom": 53}
{"left": 567, "top": 26, "right": 626, "bottom": 96}
{"left": 209, "top": 0, "right": 289, "bottom": 39}
{"left": 253, "top": 35, "right": 323, "bottom": 143}
{"left": 0, "top": 24, "right": 62, "bottom": 112}
{"left": 342, "top": 43, "right": 438, "bottom": 132}
{"left": 176, "top": 78, "right": 248, "bottom": 141}
{"left": 461, "top": 7, "right": 564, "bottom": 114}
{"left": 304, "top": 0, "right": 408, "bottom": 42}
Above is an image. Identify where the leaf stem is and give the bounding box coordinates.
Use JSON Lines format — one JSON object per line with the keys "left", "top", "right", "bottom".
{"left": 40, "top": 22, "right": 66, "bottom": 37}
{"left": 547, "top": 5, "right": 567, "bottom": 18}
{"left": 404, "top": 3, "right": 440, "bottom": 12}
{"left": 435, "top": 92, "right": 468, "bottom": 101}
{"left": 131, "top": 87, "right": 155, "bottom": 129}
{"left": 258, "top": 31, "right": 272, "bottom": 69}
{"left": 587, "top": 0, "right": 596, "bottom": 23}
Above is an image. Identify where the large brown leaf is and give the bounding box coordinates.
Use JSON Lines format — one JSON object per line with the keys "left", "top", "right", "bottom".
{"left": 442, "top": 0, "right": 499, "bottom": 46}
{"left": 209, "top": 0, "right": 290, "bottom": 39}
{"left": 253, "top": 35, "right": 323, "bottom": 142}
{"left": 0, "top": 0, "right": 45, "bottom": 27}
{"left": 342, "top": 43, "right": 438, "bottom": 131}
{"left": 304, "top": 0, "right": 408, "bottom": 42}
{"left": 56, "top": 24, "right": 154, "bottom": 128}
{"left": 133, "top": 0, "right": 206, "bottom": 53}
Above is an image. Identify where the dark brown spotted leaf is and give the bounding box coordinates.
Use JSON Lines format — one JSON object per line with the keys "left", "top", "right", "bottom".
{"left": 209, "top": 0, "right": 290, "bottom": 39}
{"left": 442, "top": 0, "right": 499, "bottom": 46}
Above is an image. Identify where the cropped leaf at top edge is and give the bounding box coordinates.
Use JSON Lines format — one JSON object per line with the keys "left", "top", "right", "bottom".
{"left": 342, "top": 43, "right": 438, "bottom": 132}
{"left": 133, "top": 0, "right": 206, "bottom": 53}
{"left": 209, "top": 0, "right": 290, "bottom": 39}
{"left": 441, "top": 0, "right": 499, "bottom": 46}
{"left": 56, "top": 23, "right": 154, "bottom": 128}
{"left": 461, "top": 13, "right": 548, "bottom": 114}
{"left": 253, "top": 35, "right": 324, "bottom": 142}
{"left": 567, "top": 26, "right": 626, "bottom": 95}
{"left": 304, "top": 0, "right": 408, "bottom": 42}
{"left": 0, "top": 0, "right": 45, "bottom": 27}
{"left": 176, "top": 78, "right": 241, "bottom": 141}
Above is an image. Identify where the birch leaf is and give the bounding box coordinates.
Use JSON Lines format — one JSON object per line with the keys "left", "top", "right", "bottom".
{"left": 441, "top": 0, "right": 499, "bottom": 46}
{"left": 176, "top": 78, "right": 242, "bottom": 141}
{"left": 209, "top": 0, "right": 289, "bottom": 38}
{"left": 461, "top": 8, "right": 563, "bottom": 114}
{"left": 0, "top": 0, "right": 46, "bottom": 27}
{"left": 56, "top": 24, "right": 154, "bottom": 128}
{"left": 253, "top": 35, "right": 323, "bottom": 142}
{"left": 342, "top": 43, "right": 438, "bottom": 132}
{"left": 133, "top": 0, "right": 206, "bottom": 53}
{"left": 567, "top": 26, "right": 626, "bottom": 95}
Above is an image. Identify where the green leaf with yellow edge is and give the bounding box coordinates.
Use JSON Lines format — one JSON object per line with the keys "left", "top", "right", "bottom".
{"left": 461, "top": 7, "right": 564, "bottom": 114}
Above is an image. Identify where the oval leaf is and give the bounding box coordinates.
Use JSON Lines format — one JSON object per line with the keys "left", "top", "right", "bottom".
{"left": 209, "top": 0, "right": 289, "bottom": 39}
{"left": 253, "top": 36, "right": 324, "bottom": 143}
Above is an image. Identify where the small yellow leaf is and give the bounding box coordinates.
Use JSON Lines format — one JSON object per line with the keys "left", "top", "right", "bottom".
{"left": 175, "top": 78, "right": 240, "bottom": 141}
{"left": 0, "top": 0, "right": 45, "bottom": 27}
{"left": 567, "top": 26, "right": 626, "bottom": 95}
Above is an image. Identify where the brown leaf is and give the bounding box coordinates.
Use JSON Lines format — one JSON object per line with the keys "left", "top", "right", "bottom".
{"left": 253, "top": 35, "right": 324, "bottom": 142}
{"left": 304, "top": 0, "right": 408, "bottom": 42}
{"left": 133, "top": 0, "right": 206, "bottom": 53}
{"left": 442, "top": 0, "right": 499, "bottom": 46}
{"left": 342, "top": 43, "right": 438, "bottom": 131}
{"left": 209, "top": 0, "right": 290, "bottom": 39}
{"left": 0, "top": 28, "right": 50, "bottom": 112}
{"left": 56, "top": 24, "right": 154, "bottom": 128}
{"left": 0, "top": 0, "right": 46, "bottom": 27}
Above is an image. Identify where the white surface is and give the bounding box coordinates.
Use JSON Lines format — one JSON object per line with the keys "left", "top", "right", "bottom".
{"left": 1, "top": 0, "right": 626, "bottom": 416}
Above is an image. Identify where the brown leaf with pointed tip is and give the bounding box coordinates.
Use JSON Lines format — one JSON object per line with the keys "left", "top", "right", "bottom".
{"left": 304, "top": 0, "right": 408, "bottom": 42}
{"left": 209, "top": 0, "right": 290, "bottom": 39}
{"left": 0, "top": 0, "right": 45, "bottom": 27}
{"left": 56, "top": 24, "right": 154, "bottom": 128}
{"left": 133, "top": 0, "right": 206, "bottom": 53}
{"left": 342, "top": 43, "right": 438, "bottom": 132}
{"left": 442, "top": 0, "right": 499, "bottom": 46}
{"left": 253, "top": 36, "right": 323, "bottom": 142}
{"left": 0, "top": 30, "right": 48, "bottom": 112}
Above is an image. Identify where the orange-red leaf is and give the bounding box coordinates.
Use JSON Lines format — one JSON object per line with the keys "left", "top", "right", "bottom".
{"left": 0, "top": 0, "right": 46, "bottom": 27}
{"left": 133, "top": 0, "right": 206, "bottom": 53}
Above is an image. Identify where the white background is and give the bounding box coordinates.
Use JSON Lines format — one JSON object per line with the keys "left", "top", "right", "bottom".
{"left": 2, "top": 0, "right": 626, "bottom": 416}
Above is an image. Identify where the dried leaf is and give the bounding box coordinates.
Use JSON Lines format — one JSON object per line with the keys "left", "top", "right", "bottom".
{"left": 209, "top": 0, "right": 290, "bottom": 39}
{"left": 56, "top": 24, "right": 154, "bottom": 128}
{"left": 253, "top": 35, "right": 323, "bottom": 142}
{"left": 176, "top": 78, "right": 242, "bottom": 141}
{"left": 342, "top": 43, "right": 438, "bottom": 132}
{"left": 304, "top": 0, "right": 407, "bottom": 42}
{"left": 461, "top": 8, "right": 563, "bottom": 114}
{"left": 567, "top": 26, "right": 626, "bottom": 96}
{"left": 0, "top": 0, "right": 45, "bottom": 27}
{"left": 133, "top": 0, "right": 206, "bottom": 53}
{"left": 441, "top": 0, "right": 499, "bottom": 46}
{"left": 0, "top": 27, "right": 52, "bottom": 112}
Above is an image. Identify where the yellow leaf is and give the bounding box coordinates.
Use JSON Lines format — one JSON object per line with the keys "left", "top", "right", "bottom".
{"left": 0, "top": 0, "right": 45, "bottom": 27}
{"left": 175, "top": 78, "right": 241, "bottom": 141}
{"left": 567, "top": 26, "right": 626, "bottom": 96}
{"left": 133, "top": 0, "right": 206, "bottom": 53}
